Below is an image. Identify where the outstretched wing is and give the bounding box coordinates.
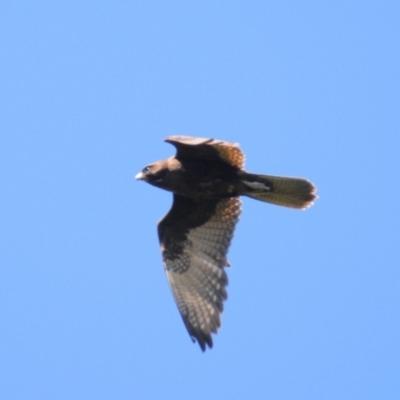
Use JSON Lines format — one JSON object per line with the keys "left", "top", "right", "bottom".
{"left": 158, "top": 194, "right": 241, "bottom": 351}
{"left": 165, "top": 135, "right": 245, "bottom": 170}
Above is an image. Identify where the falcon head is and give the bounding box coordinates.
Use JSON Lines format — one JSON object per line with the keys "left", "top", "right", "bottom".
{"left": 135, "top": 160, "right": 169, "bottom": 185}
{"left": 136, "top": 158, "right": 184, "bottom": 193}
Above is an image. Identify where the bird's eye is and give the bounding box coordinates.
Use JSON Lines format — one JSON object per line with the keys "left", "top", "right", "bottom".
{"left": 142, "top": 165, "right": 152, "bottom": 173}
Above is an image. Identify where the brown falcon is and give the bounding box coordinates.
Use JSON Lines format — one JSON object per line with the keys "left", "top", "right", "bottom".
{"left": 136, "top": 135, "right": 317, "bottom": 351}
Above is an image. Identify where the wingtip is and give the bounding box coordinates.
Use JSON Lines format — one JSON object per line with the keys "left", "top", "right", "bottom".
{"left": 164, "top": 135, "right": 214, "bottom": 145}
{"left": 187, "top": 327, "right": 214, "bottom": 352}
{"left": 164, "top": 135, "right": 241, "bottom": 148}
{"left": 194, "top": 334, "right": 213, "bottom": 352}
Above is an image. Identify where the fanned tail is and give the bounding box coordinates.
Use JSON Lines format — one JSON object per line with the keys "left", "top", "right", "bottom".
{"left": 241, "top": 173, "right": 317, "bottom": 209}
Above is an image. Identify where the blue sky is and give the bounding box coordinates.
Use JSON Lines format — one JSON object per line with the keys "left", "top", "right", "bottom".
{"left": 1, "top": 2, "right": 399, "bottom": 399}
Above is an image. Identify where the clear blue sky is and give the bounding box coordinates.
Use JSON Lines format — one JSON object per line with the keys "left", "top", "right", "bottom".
{"left": 1, "top": 2, "right": 399, "bottom": 399}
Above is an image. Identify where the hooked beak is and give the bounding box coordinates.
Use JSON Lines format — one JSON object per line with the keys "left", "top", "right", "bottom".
{"left": 135, "top": 171, "right": 145, "bottom": 180}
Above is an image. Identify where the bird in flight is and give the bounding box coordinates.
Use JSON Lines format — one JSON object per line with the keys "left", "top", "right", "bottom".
{"left": 136, "top": 135, "right": 317, "bottom": 351}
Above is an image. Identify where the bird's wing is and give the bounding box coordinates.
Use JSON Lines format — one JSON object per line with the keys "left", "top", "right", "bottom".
{"left": 158, "top": 194, "right": 241, "bottom": 351}
{"left": 165, "top": 135, "right": 245, "bottom": 169}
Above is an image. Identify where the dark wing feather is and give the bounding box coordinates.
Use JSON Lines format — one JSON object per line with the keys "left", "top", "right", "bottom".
{"left": 165, "top": 135, "right": 245, "bottom": 169}
{"left": 158, "top": 194, "right": 241, "bottom": 351}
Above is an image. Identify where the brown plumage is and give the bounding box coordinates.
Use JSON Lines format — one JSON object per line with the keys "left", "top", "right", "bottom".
{"left": 136, "top": 135, "right": 317, "bottom": 351}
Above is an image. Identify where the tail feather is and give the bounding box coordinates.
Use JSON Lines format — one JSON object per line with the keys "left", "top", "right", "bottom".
{"left": 241, "top": 174, "right": 317, "bottom": 209}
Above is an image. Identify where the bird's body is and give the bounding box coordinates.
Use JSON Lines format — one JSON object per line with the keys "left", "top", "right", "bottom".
{"left": 145, "top": 157, "right": 241, "bottom": 199}
{"left": 136, "top": 135, "right": 317, "bottom": 351}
